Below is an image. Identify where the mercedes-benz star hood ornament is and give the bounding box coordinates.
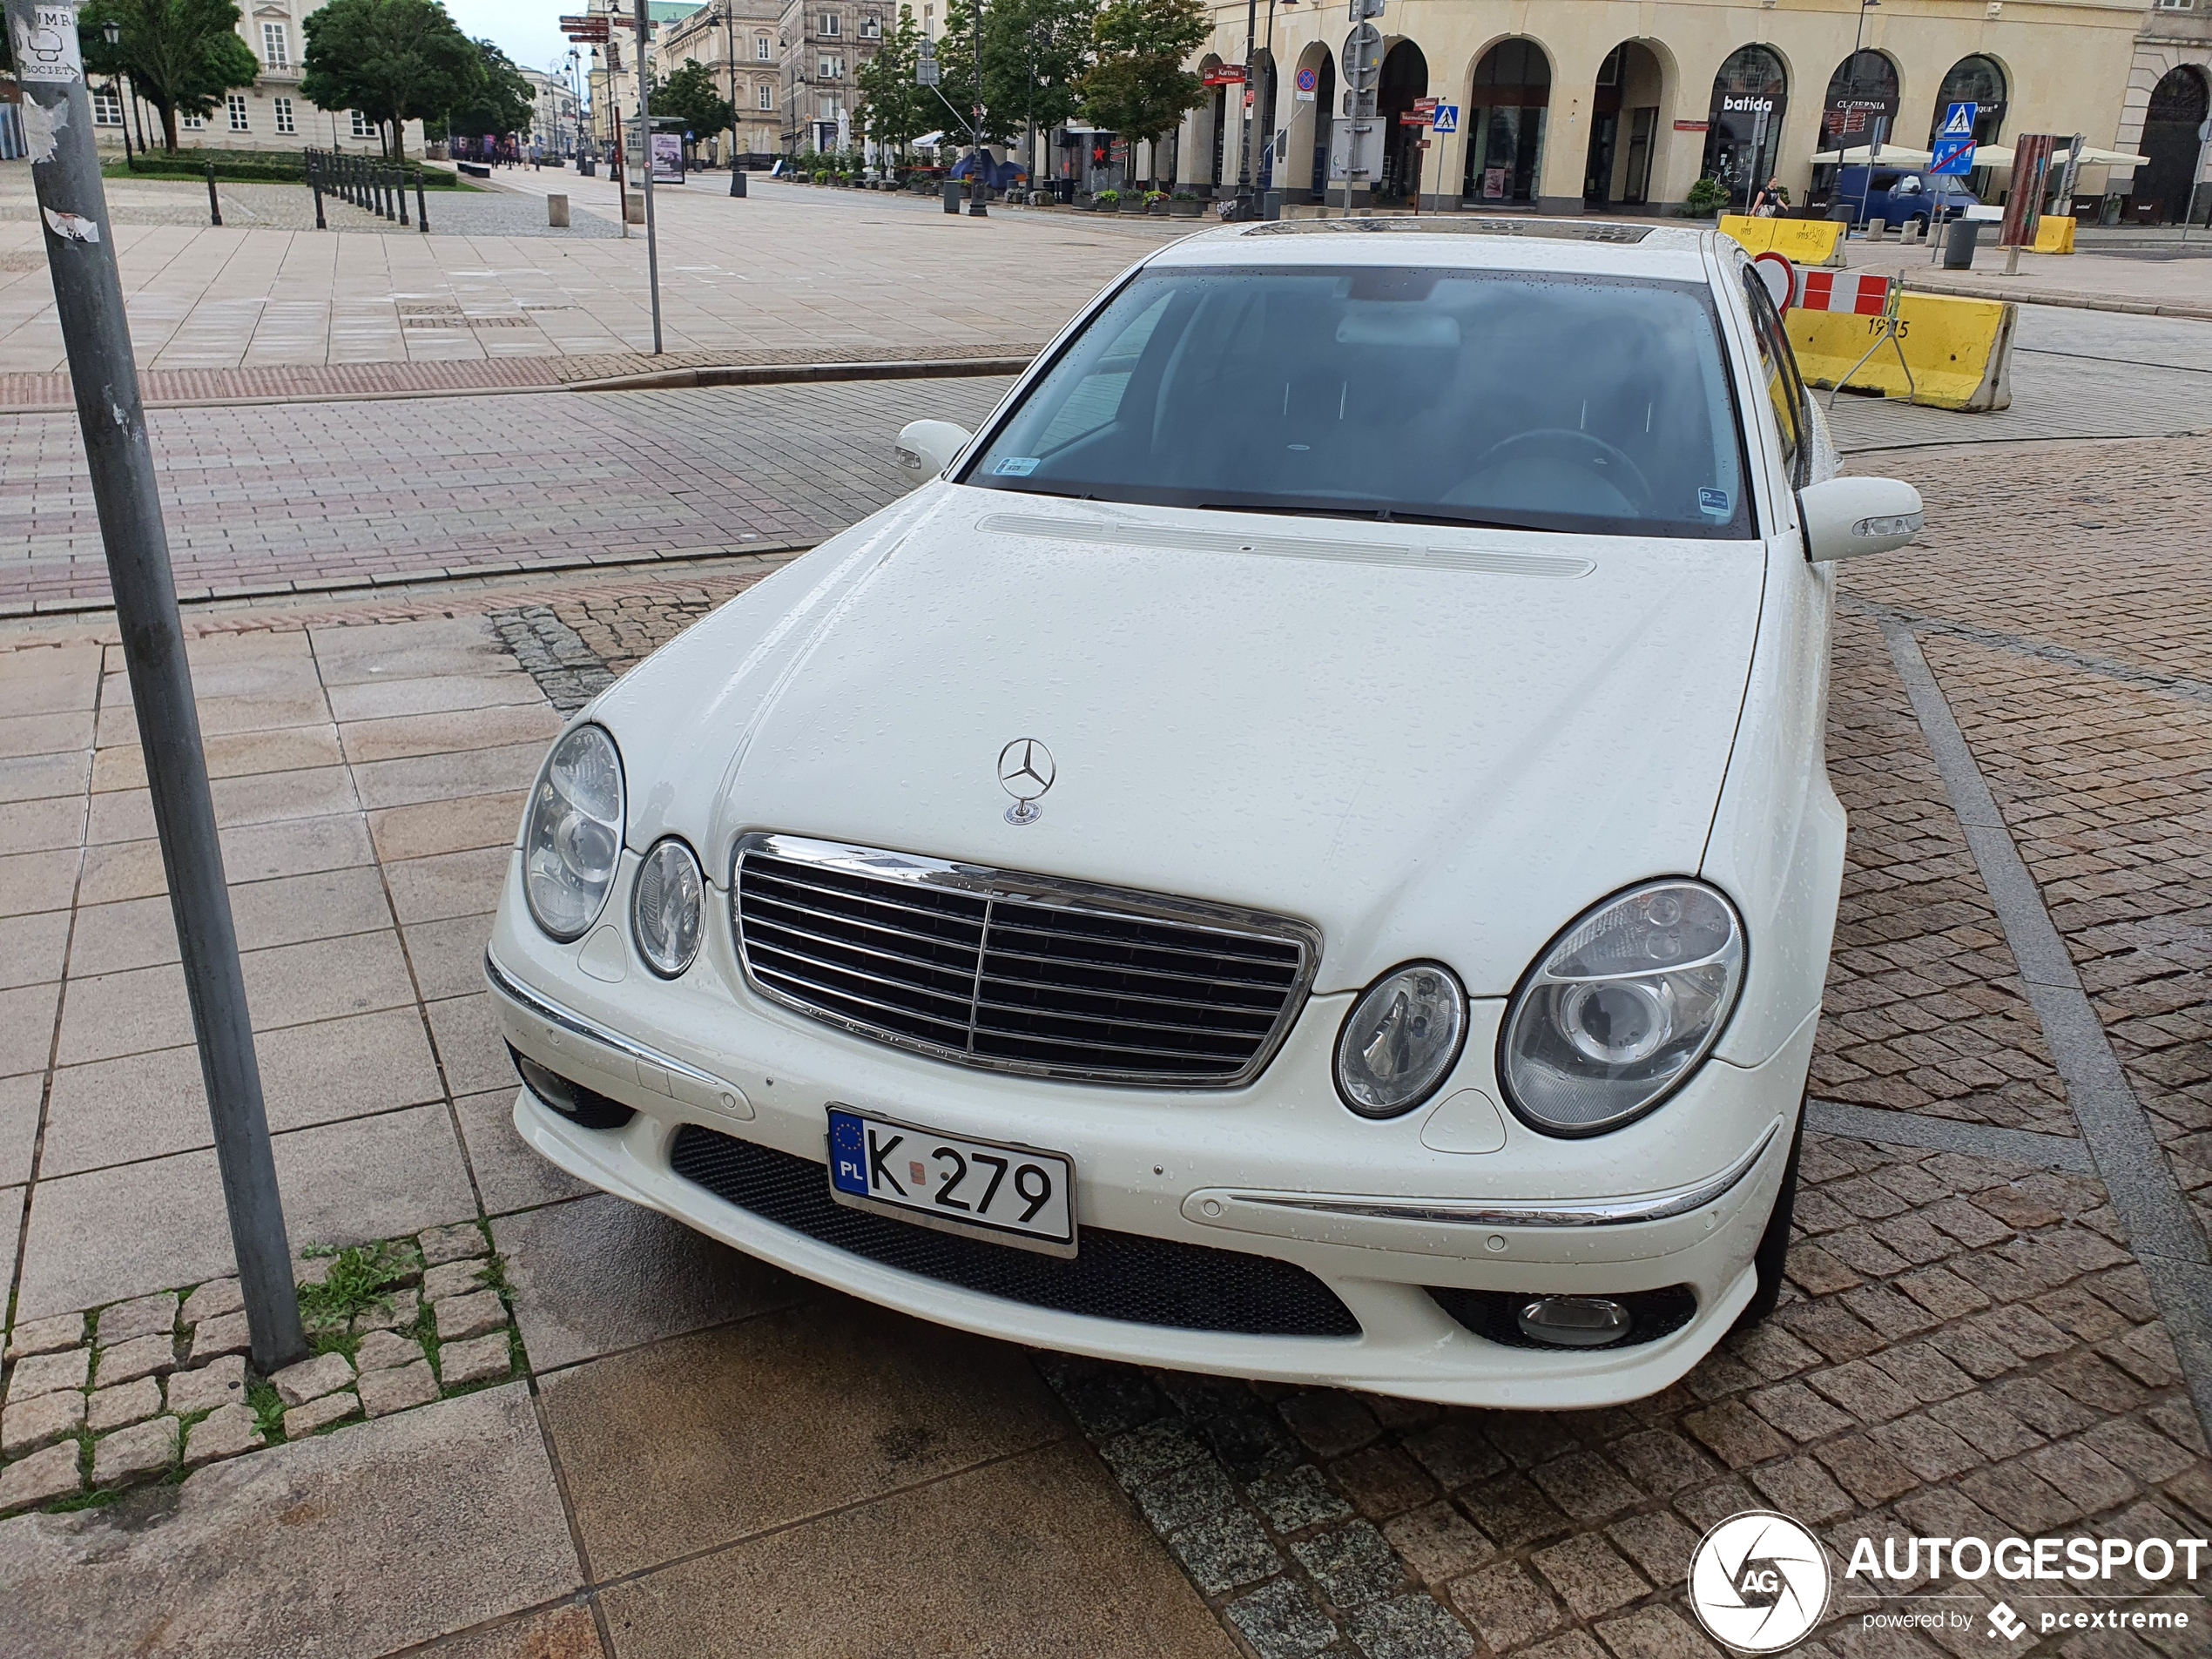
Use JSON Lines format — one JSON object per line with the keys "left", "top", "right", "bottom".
{"left": 998, "top": 738, "right": 1055, "bottom": 826}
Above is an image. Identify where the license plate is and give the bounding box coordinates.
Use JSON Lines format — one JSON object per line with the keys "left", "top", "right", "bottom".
{"left": 826, "top": 1107, "right": 1076, "bottom": 1258}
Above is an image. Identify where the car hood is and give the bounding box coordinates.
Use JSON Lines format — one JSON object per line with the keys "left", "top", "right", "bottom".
{"left": 597, "top": 485, "right": 1767, "bottom": 995}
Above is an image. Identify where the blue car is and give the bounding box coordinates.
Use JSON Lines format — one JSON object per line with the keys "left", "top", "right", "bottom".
{"left": 1834, "top": 166, "right": 1980, "bottom": 230}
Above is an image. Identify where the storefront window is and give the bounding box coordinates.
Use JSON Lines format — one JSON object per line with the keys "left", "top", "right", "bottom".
{"left": 1463, "top": 37, "right": 1549, "bottom": 204}
{"left": 1928, "top": 56, "right": 2006, "bottom": 147}
{"left": 1822, "top": 50, "right": 1899, "bottom": 150}
{"left": 1703, "top": 45, "right": 1787, "bottom": 208}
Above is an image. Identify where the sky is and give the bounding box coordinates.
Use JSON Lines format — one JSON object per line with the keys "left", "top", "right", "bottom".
{"left": 446, "top": 0, "right": 577, "bottom": 78}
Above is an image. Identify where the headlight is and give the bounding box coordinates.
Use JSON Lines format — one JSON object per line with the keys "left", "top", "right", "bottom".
{"left": 1335, "top": 962, "right": 1467, "bottom": 1117}
{"left": 631, "top": 837, "right": 704, "bottom": 978}
{"left": 522, "top": 725, "right": 624, "bottom": 942}
{"left": 1501, "top": 880, "right": 1745, "bottom": 1136}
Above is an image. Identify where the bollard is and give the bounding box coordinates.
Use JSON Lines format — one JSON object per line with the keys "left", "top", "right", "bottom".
{"left": 1900, "top": 217, "right": 1923, "bottom": 245}
{"left": 624, "top": 191, "right": 644, "bottom": 224}
{"left": 548, "top": 192, "right": 570, "bottom": 228}
{"left": 415, "top": 171, "right": 428, "bottom": 233}
{"left": 729, "top": 167, "right": 745, "bottom": 198}
{"left": 396, "top": 165, "right": 408, "bottom": 226}
{"left": 1865, "top": 217, "right": 1885, "bottom": 242}
{"left": 1943, "top": 217, "right": 1978, "bottom": 271}
{"left": 206, "top": 159, "right": 221, "bottom": 226}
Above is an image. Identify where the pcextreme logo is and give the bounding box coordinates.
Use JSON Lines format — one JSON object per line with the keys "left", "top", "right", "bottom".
{"left": 1689, "top": 1512, "right": 1831, "bottom": 1653}
{"left": 1688, "top": 1512, "right": 2208, "bottom": 1651}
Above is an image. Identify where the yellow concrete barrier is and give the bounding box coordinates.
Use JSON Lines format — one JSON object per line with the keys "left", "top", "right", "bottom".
{"left": 1785, "top": 292, "right": 2017, "bottom": 412}
{"left": 1720, "top": 215, "right": 1844, "bottom": 265}
{"left": 2033, "top": 214, "right": 2076, "bottom": 254}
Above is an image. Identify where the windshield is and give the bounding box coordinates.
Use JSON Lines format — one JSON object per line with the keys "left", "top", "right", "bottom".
{"left": 961, "top": 265, "right": 1753, "bottom": 539}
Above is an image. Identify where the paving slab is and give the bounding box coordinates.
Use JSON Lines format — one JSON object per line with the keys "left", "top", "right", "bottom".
{"left": 599, "top": 1438, "right": 1238, "bottom": 1658}
{"left": 455, "top": 1089, "right": 594, "bottom": 1217}
{"left": 538, "top": 1298, "right": 1067, "bottom": 1578}
{"left": 17, "top": 1103, "right": 475, "bottom": 1318}
{"left": 495, "top": 1190, "right": 804, "bottom": 1372}
{"left": 0, "top": 1383, "right": 579, "bottom": 1659}
{"left": 40, "top": 1007, "right": 442, "bottom": 1176}
{"left": 0, "top": 1071, "right": 36, "bottom": 1187}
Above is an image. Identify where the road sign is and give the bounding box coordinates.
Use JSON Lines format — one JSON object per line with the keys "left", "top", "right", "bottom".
{"left": 1939, "top": 101, "right": 1978, "bottom": 140}
{"left": 1931, "top": 137, "right": 1974, "bottom": 177}
{"left": 1348, "top": 0, "right": 1384, "bottom": 17}
{"left": 1202, "top": 64, "right": 1249, "bottom": 87}
{"left": 1430, "top": 103, "right": 1458, "bottom": 135}
{"left": 1344, "top": 22, "right": 1381, "bottom": 91}
{"left": 1294, "top": 65, "right": 1318, "bottom": 101}
{"left": 916, "top": 57, "right": 939, "bottom": 84}
{"left": 1329, "top": 118, "right": 1382, "bottom": 179}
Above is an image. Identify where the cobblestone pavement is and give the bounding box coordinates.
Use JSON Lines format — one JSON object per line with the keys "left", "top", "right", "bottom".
{"left": 0, "top": 374, "right": 1015, "bottom": 611}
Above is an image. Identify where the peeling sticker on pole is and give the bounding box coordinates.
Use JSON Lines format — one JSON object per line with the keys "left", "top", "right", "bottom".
{"left": 19, "top": 93, "right": 68, "bottom": 165}
{"left": 43, "top": 206, "right": 100, "bottom": 243}
{"left": 12, "top": 4, "right": 84, "bottom": 83}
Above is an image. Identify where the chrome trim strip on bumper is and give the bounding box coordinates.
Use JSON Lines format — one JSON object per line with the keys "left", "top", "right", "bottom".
{"left": 483, "top": 952, "right": 725, "bottom": 1092}
{"left": 1219, "top": 1122, "right": 1782, "bottom": 1230}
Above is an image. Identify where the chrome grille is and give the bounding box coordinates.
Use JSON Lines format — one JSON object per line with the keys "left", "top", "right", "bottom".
{"left": 732, "top": 833, "right": 1318, "bottom": 1087}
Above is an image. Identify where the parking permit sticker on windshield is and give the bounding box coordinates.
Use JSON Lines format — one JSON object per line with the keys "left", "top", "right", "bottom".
{"left": 992, "top": 456, "right": 1040, "bottom": 476}
{"left": 1698, "top": 488, "right": 1730, "bottom": 517}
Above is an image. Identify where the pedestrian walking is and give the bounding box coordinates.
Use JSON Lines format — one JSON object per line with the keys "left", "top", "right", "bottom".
{"left": 1750, "top": 176, "right": 1791, "bottom": 218}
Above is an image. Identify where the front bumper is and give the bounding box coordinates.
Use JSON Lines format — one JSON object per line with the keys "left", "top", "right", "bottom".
{"left": 487, "top": 857, "right": 1817, "bottom": 1408}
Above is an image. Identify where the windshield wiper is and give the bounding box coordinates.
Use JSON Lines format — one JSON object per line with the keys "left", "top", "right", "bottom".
{"left": 1197, "top": 501, "right": 1539, "bottom": 533}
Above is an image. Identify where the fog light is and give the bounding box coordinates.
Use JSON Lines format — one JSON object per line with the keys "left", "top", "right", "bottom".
{"left": 509, "top": 1045, "right": 635, "bottom": 1130}
{"left": 1516, "top": 1296, "right": 1631, "bottom": 1348}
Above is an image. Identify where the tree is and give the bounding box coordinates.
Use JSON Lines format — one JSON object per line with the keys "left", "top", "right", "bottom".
{"left": 983, "top": 0, "right": 1092, "bottom": 170}
{"left": 1076, "top": 0, "right": 1204, "bottom": 187}
{"left": 650, "top": 59, "right": 736, "bottom": 152}
{"left": 853, "top": 5, "right": 932, "bottom": 160}
{"left": 448, "top": 38, "right": 534, "bottom": 143}
{"left": 79, "top": 0, "right": 260, "bottom": 154}
{"left": 300, "top": 0, "right": 482, "bottom": 163}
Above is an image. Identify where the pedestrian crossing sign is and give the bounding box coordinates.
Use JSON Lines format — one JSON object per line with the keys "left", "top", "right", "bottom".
{"left": 1941, "top": 102, "right": 1977, "bottom": 139}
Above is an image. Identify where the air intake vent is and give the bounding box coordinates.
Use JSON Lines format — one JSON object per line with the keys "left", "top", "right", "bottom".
{"left": 671, "top": 1126, "right": 1361, "bottom": 1338}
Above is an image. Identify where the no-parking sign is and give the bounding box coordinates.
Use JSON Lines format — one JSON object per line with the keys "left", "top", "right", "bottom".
{"left": 1295, "top": 65, "right": 1318, "bottom": 102}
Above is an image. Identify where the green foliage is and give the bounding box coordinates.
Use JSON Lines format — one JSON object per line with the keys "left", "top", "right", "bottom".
{"left": 1685, "top": 176, "right": 1730, "bottom": 217}
{"left": 1096, "top": 186, "right": 1118, "bottom": 203}
{"left": 448, "top": 37, "right": 533, "bottom": 140}
{"left": 79, "top": 0, "right": 260, "bottom": 154}
{"left": 295, "top": 1239, "right": 420, "bottom": 1342}
{"left": 300, "top": 0, "right": 482, "bottom": 162}
{"left": 1076, "top": 0, "right": 1204, "bottom": 158}
{"left": 651, "top": 60, "right": 735, "bottom": 145}
{"left": 854, "top": 5, "right": 933, "bottom": 157}
{"left": 246, "top": 1379, "right": 287, "bottom": 1444}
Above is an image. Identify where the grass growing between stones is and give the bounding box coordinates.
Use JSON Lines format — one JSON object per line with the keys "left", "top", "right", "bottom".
{"left": 298, "top": 1241, "right": 421, "bottom": 1359}
{"left": 246, "top": 1379, "right": 287, "bottom": 1445}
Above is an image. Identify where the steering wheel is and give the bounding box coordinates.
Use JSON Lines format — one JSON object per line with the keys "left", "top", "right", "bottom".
{"left": 1460, "top": 428, "right": 1654, "bottom": 514}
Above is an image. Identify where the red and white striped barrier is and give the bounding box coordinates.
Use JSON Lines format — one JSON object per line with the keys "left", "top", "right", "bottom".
{"left": 1795, "top": 270, "right": 1894, "bottom": 316}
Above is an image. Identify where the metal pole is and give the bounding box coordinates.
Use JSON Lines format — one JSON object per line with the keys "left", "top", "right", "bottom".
{"left": 969, "top": 0, "right": 988, "bottom": 215}
{"left": 205, "top": 158, "right": 221, "bottom": 226}
{"left": 1237, "top": 0, "right": 1256, "bottom": 215}
{"left": 634, "top": 0, "right": 664, "bottom": 350}
{"left": 310, "top": 151, "right": 326, "bottom": 228}
{"left": 396, "top": 162, "right": 408, "bottom": 226}
{"left": 2184, "top": 121, "right": 2209, "bottom": 244}
{"left": 3, "top": 0, "right": 306, "bottom": 1377}
{"left": 415, "top": 169, "right": 428, "bottom": 233}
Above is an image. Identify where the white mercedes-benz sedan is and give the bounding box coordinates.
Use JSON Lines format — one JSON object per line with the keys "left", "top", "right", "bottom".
{"left": 485, "top": 219, "right": 1924, "bottom": 1407}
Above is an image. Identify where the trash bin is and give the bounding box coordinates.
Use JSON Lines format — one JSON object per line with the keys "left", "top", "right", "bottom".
{"left": 1263, "top": 189, "right": 1283, "bottom": 221}
{"left": 1943, "top": 217, "right": 1978, "bottom": 270}
{"left": 943, "top": 179, "right": 962, "bottom": 214}
{"left": 577, "top": 156, "right": 596, "bottom": 178}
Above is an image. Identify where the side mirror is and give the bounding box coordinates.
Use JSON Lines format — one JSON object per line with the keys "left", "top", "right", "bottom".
{"left": 894, "top": 419, "right": 973, "bottom": 477}
{"left": 1798, "top": 475, "right": 1924, "bottom": 563}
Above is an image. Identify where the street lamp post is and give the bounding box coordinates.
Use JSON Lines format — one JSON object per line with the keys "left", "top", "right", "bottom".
{"left": 99, "top": 19, "right": 132, "bottom": 166}
{"left": 1234, "top": 0, "right": 1257, "bottom": 217}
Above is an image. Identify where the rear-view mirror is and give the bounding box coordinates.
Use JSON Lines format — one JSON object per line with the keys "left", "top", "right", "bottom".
{"left": 894, "top": 420, "right": 974, "bottom": 477}
{"left": 1799, "top": 475, "right": 1924, "bottom": 562}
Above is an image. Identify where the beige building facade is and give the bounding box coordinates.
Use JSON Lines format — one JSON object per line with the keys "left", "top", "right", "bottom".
{"left": 88, "top": 0, "right": 422, "bottom": 156}
{"left": 660, "top": 0, "right": 787, "bottom": 162}
{"left": 1179, "top": 0, "right": 2165, "bottom": 214}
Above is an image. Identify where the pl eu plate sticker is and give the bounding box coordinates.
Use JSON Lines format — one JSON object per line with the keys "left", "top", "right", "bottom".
{"left": 991, "top": 456, "right": 1041, "bottom": 476}
{"left": 828, "top": 1110, "right": 869, "bottom": 1197}
{"left": 1698, "top": 487, "right": 1731, "bottom": 517}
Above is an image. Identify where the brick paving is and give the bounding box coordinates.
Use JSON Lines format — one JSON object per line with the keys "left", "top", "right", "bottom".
{"left": 0, "top": 375, "right": 1013, "bottom": 610}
